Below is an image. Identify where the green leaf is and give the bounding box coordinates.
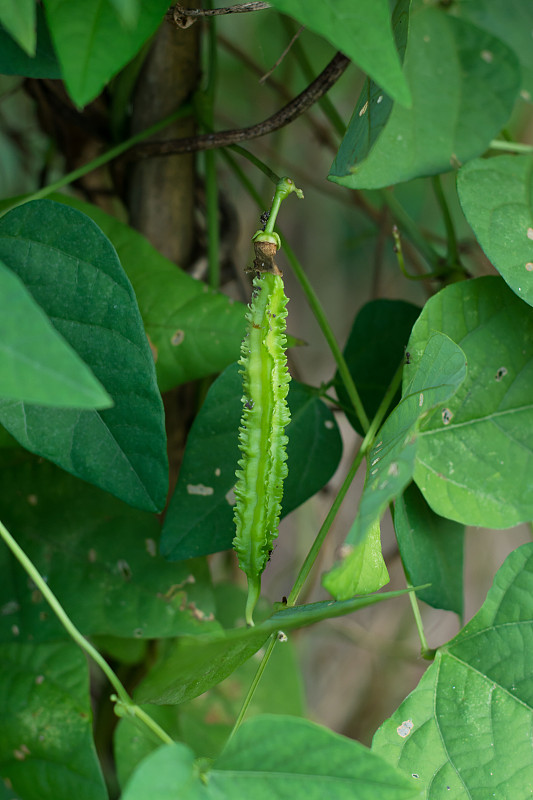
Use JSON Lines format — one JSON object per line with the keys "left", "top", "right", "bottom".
{"left": 0, "top": 5, "right": 60, "bottom": 78}
{"left": 121, "top": 743, "right": 205, "bottom": 800}
{"left": 329, "top": 5, "right": 521, "bottom": 189}
{"left": 394, "top": 483, "right": 464, "bottom": 616}
{"left": 0, "top": 641, "right": 107, "bottom": 800}
{"left": 210, "top": 715, "right": 422, "bottom": 800}
{"left": 53, "top": 194, "right": 248, "bottom": 391}
{"left": 108, "top": 0, "right": 140, "bottom": 28}
{"left": 0, "top": 200, "right": 168, "bottom": 512}
{"left": 336, "top": 299, "right": 421, "bottom": 435}
{"left": 373, "top": 542, "right": 533, "bottom": 797}
{"left": 135, "top": 588, "right": 415, "bottom": 705}
{"left": 269, "top": 0, "right": 411, "bottom": 107}
{"left": 457, "top": 155, "right": 533, "bottom": 308}
{"left": 0, "top": 259, "right": 112, "bottom": 409}
{"left": 42, "top": 0, "right": 170, "bottom": 107}
{"left": 338, "top": 333, "right": 467, "bottom": 556}
{"left": 160, "top": 363, "right": 342, "bottom": 560}
{"left": 114, "top": 585, "right": 304, "bottom": 785}
{"left": 0, "top": 452, "right": 216, "bottom": 643}
{"left": 0, "top": 0, "right": 36, "bottom": 55}
{"left": 322, "top": 518, "right": 390, "bottom": 601}
{"left": 407, "top": 276, "right": 533, "bottom": 528}
{"left": 454, "top": 0, "right": 533, "bottom": 97}
{"left": 120, "top": 716, "right": 423, "bottom": 800}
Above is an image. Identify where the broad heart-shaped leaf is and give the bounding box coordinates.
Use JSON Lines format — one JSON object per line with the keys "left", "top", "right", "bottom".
{"left": 457, "top": 155, "right": 533, "bottom": 308}
{"left": 0, "top": 641, "right": 106, "bottom": 800}
{"left": 407, "top": 276, "right": 533, "bottom": 528}
{"left": 42, "top": 0, "right": 170, "bottom": 107}
{"left": 208, "top": 715, "right": 422, "bottom": 800}
{"left": 0, "top": 451, "right": 216, "bottom": 643}
{"left": 394, "top": 483, "right": 464, "bottom": 616}
{"left": 0, "top": 200, "right": 168, "bottom": 512}
{"left": 373, "top": 542, "right": 533, "bottom": 798}
{"left": 0, "top": 0, "right": 36, "bottom": 55}
{"left": 120, "top": 716, "right": 422, "bottom": 800}
{"left": 135, "top": 588, "right": 414, "bottom": 705}
{"left": 336, "top": 299, "right": 421, "bottom": 436}
{"left": 322, "top": 519, "right": 390, "bottom": 602}
{"left": 53, "top": 194, "right": 248, "bottom": 392}
{"left": 325, "top": 332, "right": 466, "bottom": 591}
{"left": 0, "top": 5, "right": 61, "bottom": 78}
{"left": 268, "top": 0, "right": 411, "bottom": 107}
{"left": 454, "top": 0, "right": 533, "bottom": 97}
{"left": 329, "top": 4, "right": 521, "bottom": 190}
{"left": 0, "top": 259, "right": 111, "bottom": 409}
{"left": 160, "top": 363, "right": 342, "bottom": 561}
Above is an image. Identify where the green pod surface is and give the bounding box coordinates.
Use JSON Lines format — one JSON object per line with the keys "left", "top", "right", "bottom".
{"left": 233, "top": 271, "right": 291, "bottom": 625}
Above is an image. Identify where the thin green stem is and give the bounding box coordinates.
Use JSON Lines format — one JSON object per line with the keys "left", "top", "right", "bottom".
{"left": 281, "top": 235, "right": 370, "bottom": 433}
{"left": 262, "top": 177, "right": 303, "bottom": 235}
{"left": 229, "top": 144, "right": 280, "bottom": 183}
{"left": 227, "top": 633, "right": 278, "bottom": 741}
{"left": 205, "top": 149, "right": 220, "bottom": 288}
{"left": 220, "top": 149, "right": 264, "bottom": 203}
{"left": 0, "top": 104, "right": 192, "bottom": 215}
{"left": 489, "top": 139, "right": 533, "bottom": 154}
{"left": 381, "top": 189, "right": 443, "bottom": 270}
{"left": 431, "top": 175, "right": 459, "bottom": 268}
{"left": 406, "top": 580, "right": 434, "bottom": 659}
{"left": 389, "top": 501, "right": 434, "bottom": 659}
{"left": 281, "top": 16, "right": 346, "bottom": 137}
{"left": 204, "top": 0, "right": 220, "bottom": 288}
{"left": 288, "top": 359, "right": 404, "bottom": 605}
{"left": 0, "top": 518, "right": 173, "bottom": 745}
{"left": 392, "top": 224, "right": 439, "bottom": 282}
{"left": 319, "top": 391, "right": 352, "bottom": 414}
{"left": 288, "top": 448, "right": 366, "bottom": 607}
{"left": 133, "top": 706, "right": 174, "bottom": 744}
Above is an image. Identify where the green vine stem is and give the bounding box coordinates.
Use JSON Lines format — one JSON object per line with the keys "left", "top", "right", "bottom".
{"left": 0, "top": 104, "right": 192, "bottom": 217}
{"left": 229, "top": 145, "right": 280, "bottom": 183}
{"left": 388, "top": 502, "right": 434, "bottom": 659}
{"left": 281, "top": 236, "right": 370, "bottom": 433}
{"left": 281, "top": 16, "right": 346, "bottom": 138}
{"left": 0, "top": 518, "right": 173, "bottom": 745}
{"left": 391, "top": 224, "right": 449, "bottom": 282}
{"left": 381, "top": 188, "right": 443, "bottom": 271}
{"left": 204, "top": 0, "right": 220, "bottom": 289}
{"left": 406, "top": 580, "right": 434, "bottom": 660}
{"left": 252, "top": 175, "right": 304, "bottom": 248}
{"left": 431, "top": 175, "right": 460, "bottom": 269}
{"left": 489, "top": 139, "right": 533, "bottom": 154}
{"left": 227, "top": 632, "right": 278, "bottom": 741}
{"left": 205, "top": 148, "right": 220, "bottom": 288}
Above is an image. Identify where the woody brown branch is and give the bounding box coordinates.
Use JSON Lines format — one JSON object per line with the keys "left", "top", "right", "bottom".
{"left": 168, "top": 2, "right": 271, "bottom": 28}
{"left": 125, "top": 51, "right": 350, "bottom": 161}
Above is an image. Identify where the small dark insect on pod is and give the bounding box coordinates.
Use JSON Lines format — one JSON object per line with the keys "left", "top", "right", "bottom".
{"left": 405, "top": 351, "right": 411, "bottom": 365}
{"left": 260, "top": 210, "right": 270, "bottom": 230}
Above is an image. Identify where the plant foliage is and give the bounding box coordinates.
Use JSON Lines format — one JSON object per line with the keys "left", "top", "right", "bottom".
{"left": 0, "top": 0, "right": 532, "bottom": 798}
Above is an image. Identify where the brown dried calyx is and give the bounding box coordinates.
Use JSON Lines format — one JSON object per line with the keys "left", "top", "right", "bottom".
{"left": 252, "top": 239, "right": 282, "bottom": 276}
